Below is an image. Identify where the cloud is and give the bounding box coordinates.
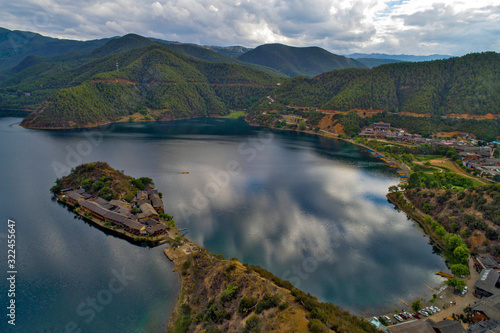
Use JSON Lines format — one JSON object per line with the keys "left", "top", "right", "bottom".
{"left": 0, "top": 0, "right": 498, "bottom": 55}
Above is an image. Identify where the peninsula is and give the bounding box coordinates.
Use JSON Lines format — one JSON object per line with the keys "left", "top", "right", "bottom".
{"left": 51, "top": 162, "right": 380, "bottom": 332}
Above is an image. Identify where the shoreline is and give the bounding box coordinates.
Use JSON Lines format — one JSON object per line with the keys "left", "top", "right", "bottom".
{"left": 45, "top": 116, "right": 467, "bottom": 328}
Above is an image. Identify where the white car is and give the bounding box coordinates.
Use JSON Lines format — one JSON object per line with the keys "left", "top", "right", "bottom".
{"left": 461, "top": 286, "right": 468, "bottom": 296}
{"left": 394, "top": 314, "right": 403, "bottom": 322}
{"left": 384, "top": 316, "right": 391, "bottom": 323}
{"left": 419, "top": 310, "right": 429, "bottom": 317}
{"left": 431, "top": 306, "right": 441, "bottom": 312}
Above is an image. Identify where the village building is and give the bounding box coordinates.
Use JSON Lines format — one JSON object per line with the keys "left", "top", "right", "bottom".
{"left": 477, "top": 255, "right": 500, "bottom": 272}
{"left": 79, "top": 200, "right": 110, "bottom": 220}
{"left": 142, "top": 218, "right": 159, "bottom": 227}
{"left": 147, "top": 188, "right": 159, "bottom": 195}
{"left": 373, "top": 122, "right": 390, "bottom": 131}
{"left": 360, "top": 127, "right": 375, "bottom": 138}
{"left": 117, "top": 206, "right": 132, "bottom": 215}
{"left": 109, "top": 199, "right": 130, "bottom": 208}
{"left": 136, "top": 190, "right": 148, "bottom": 201}
{"left": 427, "top": 319, "right": 466, "bottom": 333}
{"left": 468, "top": 319, "right": 500, "bottom": 333}
{"left": 146, "top": 223, "right": 167, "bottom": 236}
{"left": 150, "top": 193, "right": 164, "bottom": 211}
{"left": 65, "top": 190, "right": 84, "bottom": 205}
{"left": 137, "top": 202, "right": 159, "bottom": 221}
{"left": 470, "top": 294, "right": 500, "bottom": 324}
{"left": 91, "top": 197, "right": 115, "bottom": 210}
{"left": 103, "top": 211, "right": 129, "bottom": 225}
{"left": 387, "top": 319, "right": 435, "bottom": 333}
{"left": 474, "top": 269, "right": 500, "bottom": 298}
{"left": 123, "top": 219, "right": 144, "bottom": 235}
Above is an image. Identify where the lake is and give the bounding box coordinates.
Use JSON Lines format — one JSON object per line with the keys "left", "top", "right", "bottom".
{"left": 0, "top": 116, "right": 447, "bottom": 332}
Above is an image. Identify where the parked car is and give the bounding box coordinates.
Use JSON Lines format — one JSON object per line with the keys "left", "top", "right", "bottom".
{"left": 400, "top": 313, "right": 409, "bottom": 319}
{"left": 431, "top": 306, "right": 441, "bottom": 312}
{"left": 394, "top": 314, "right": 403, "bottom": 322}
{"left": 419, "top": 310, "right": 429, "bottom": 317}
{"left": 384, "top": 315, "right": 391, "bottom": 323}
{"left": 412, "top": 313, "right": 421, "bottom": 319}
{"left": 425, "top": 307, "right": 435, "bottom": 314}
{"left": 461, "top": 286, "right": 468, "bottom": 296}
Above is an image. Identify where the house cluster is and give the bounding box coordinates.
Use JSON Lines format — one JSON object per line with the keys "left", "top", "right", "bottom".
{"left": 360, "top": 122, "right": 424, "bottom": 143}
{"left": 61, "top": 185, "right": 168, "bottom": 237}
{"left": 385, "top": 318, "right": 466, "bottom": 333}
{"left": 467, "top": 255, "right": 500, "bottom": 332}
{"left": 360, "top": 122, "right": 500, "bottom": 179}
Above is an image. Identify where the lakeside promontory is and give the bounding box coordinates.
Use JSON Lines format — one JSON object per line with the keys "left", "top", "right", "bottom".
{"left": 51, "top": 162, "right": 381, "bottom": 333}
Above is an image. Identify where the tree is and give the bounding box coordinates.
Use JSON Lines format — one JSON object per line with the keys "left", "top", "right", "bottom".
{"left": 456, "top": 279, "right": 466, "bottom": 292}
{"left": 412, "top": 300, "right": 422, "bottom": 313}
{"left": 445, "top": 278, "right": 457, "bottom": 288}
{"left": 453, "top": 245, "right": 470, "bottom": 265}
{"left": 450, "top": 264, "right": 469, "bottom": 276}
{"left": 299, "top": 120, "right": 306, "bottom": 131}
{"left": 389, "top": 185, "right": 399, "bottom": 193}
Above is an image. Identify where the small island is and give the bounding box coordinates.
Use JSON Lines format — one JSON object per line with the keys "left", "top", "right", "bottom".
{"left": 51, "top": 162, "right": 174, "bottom": 245}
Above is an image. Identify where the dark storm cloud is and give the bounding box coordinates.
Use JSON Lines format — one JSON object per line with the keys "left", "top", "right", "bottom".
{"left": 0, "top": 0, "right": 498, "bottom": 55}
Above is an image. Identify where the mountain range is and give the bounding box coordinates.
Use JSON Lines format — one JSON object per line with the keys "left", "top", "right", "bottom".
{"left": 0, "top": 27, "right": 497, "bottom": 134}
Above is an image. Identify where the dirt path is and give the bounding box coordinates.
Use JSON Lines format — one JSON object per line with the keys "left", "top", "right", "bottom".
{"left": 428, "top": 158, "right": 488, "bottom": 185}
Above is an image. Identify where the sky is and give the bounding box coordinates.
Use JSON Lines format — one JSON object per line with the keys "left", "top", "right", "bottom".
{"left": 1, "top": 0, "right": 499, "bottom": 55}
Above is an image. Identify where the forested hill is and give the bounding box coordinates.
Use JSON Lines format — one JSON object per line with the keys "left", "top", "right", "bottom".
{"left": 253, "top": 52, "right": 500, "bottom": 116}
{"left": 20, "top": 45, "right": 281, "bottom": 128}
{"left": 0, "top": 27, "right": 111, "bottom": 71}
{"left": 238, "top": 43, "right": 366, "bottom": 77}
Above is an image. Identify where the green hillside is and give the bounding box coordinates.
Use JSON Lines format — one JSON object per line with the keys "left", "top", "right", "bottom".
{"left": 20, "top": 45, "right": 280, "bottom": 128}
{"left": 0, "top": 34, "right": 285, "bottom": 109}
{"left": 238, "top": 43, "right": 366, "bottom": 77}
{"left": 252, "top": 52, "right": 500, "bottom": 116}
{"left": 0, "top": 27, "right": 110, "bottom": 71}
{"left": 158, "top": 43, "right": 286, "bottom": 77}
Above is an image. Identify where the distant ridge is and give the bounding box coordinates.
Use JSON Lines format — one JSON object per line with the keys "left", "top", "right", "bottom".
{"left": 238, "top": 43, "right": 366, "bottom": 77}
{"left": 347, "top": 53, "right": 453, "bottom": 62}
{"left": 355, "top": 58, "right": 404, "bottom": 68}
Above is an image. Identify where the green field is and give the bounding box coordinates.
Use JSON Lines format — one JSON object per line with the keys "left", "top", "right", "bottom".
{"left": 224, "top": 110, "right": 246, "bottom": 119}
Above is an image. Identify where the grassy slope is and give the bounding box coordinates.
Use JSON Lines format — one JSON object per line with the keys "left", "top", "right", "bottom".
{"left": 166, "top": 245, "right": 380, "bottom": 333}
{"left": 405, "top": 185, "right": 500, "bottom": 260}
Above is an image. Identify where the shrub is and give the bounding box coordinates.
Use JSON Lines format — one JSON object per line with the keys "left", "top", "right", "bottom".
{"left": 255, "top": 294, "right": 280, "bottom": 314}
{"left": 238, "top": 297, "right": 257, "bottom": 316}
{"left": 308, "top": 319, "right": 328, "bottom": 333}
{"left": 243, "top": 315, "right": 261, "bottom": 333}
{"left": 220, "top": 283, "right": 238, "bottom": 304}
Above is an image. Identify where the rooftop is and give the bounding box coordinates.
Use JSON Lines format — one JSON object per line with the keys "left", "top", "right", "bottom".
{"left": 387, "top": 319, "right": 434, "bottom": 333}
{"left": 471, "top": 294, "right": 500, "bottom": 322}
{"left": 474, "top": 269, "right": 500, "bottom": 296}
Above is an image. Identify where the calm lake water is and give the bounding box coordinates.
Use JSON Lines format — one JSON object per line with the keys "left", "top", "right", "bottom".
{"left": 0, "top": 116, "right": 447, "bottom": 332}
